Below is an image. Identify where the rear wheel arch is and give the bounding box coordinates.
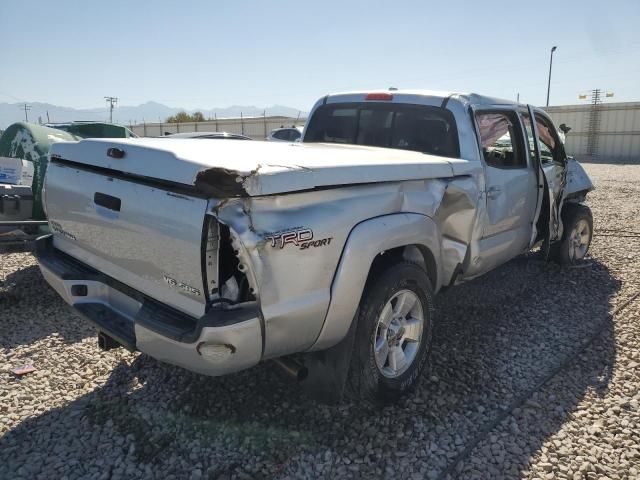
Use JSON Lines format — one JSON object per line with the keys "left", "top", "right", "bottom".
{"left": 365, "top": 244, "right": 438, "bottom": 294}
{"left": 310, "top": 213, "right": 442, "bottom": 352}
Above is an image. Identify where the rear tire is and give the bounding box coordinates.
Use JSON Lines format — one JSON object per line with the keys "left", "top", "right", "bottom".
{"left": 346, "top": 262, "right": 434, "bottom": 405}
{"left": 549, "top": 203, "right": 593, "bottom": 265}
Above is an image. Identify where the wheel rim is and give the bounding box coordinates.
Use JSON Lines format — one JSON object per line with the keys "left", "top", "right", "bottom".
{"left": 373, "top": 289, "right": 424, "bottom": 379}
{"left": 569, "top": 219, "right": 591, "bottom": 261}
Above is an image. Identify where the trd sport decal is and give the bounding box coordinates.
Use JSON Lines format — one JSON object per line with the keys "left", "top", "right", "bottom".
{"left": 265, "top": 228, "right": 332, "bottom": 250}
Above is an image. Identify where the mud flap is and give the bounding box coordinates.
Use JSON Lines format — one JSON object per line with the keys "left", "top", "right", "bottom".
{"left": 299, "top": 307, "right": 359, "bottom": 403}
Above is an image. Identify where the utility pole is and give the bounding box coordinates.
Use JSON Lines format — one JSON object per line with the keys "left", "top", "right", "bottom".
{"left": 263, "top": 110, "right": 267, "bottom": 139}
{"left": 104, "top": 96, "right": 118, "bottom": 123}
{"left": 578, "top": 88, "right": 613, "bottom": 157}
{"left": 21, "top": 103, "right": 31, "bottom": 122}
{"left": 546, "top": 46, "right": 557, "bottom": 107}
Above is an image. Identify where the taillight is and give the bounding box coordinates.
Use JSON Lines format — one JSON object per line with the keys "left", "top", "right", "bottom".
{"left": 202, "top": 217, "right": 219, "bottom": 300}
{"left": 365, "top": 93, "right": 393, "bottom": 101}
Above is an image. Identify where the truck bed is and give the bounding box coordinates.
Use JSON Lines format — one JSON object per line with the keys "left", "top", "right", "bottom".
{"left": 50, "top": 139, "right": 479, "bottom": 197}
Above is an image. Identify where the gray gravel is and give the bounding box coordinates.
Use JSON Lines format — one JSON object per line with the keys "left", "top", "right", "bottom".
{"left": 1, "top": 162, "right": 639, "bottom": 479}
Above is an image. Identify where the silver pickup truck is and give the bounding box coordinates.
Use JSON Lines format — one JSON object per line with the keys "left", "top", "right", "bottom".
{"left": 36, "top": 90, "right": 594, "bottom": 404}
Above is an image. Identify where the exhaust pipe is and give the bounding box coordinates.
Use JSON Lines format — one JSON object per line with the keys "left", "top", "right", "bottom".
{"left": 272, "top": 357, "right": 308, "bottom": 382}
{"left": 98, "top": 332, "right": 121, "bottom": 351}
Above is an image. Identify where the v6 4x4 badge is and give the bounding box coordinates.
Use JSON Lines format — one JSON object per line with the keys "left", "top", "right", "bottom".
{"left": 265, "top": 228, "right": 332, "bottom": 250}
{"left": 163, "top": 274, "right": 202, "bottom": 297}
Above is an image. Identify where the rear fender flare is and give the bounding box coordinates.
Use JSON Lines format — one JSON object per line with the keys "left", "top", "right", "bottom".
{"left": 308, "top": 213, "right": 442, "bottom": 351}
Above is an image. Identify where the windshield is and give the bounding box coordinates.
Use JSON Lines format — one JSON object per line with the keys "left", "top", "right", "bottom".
{"left": 304, "top": 102, "right": 460, "bottom": 158}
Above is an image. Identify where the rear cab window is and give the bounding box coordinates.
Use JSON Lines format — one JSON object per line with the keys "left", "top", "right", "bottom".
{"left": 304, "top": 103, "right": 460, "bottom": 158}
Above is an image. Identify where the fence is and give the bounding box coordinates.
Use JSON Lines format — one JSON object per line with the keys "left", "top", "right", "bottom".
{"left": 545, "top": 102, "right": 640, "bottom": 160}
{"left": 128, "top": 115, "right": 305, "bottom": 139}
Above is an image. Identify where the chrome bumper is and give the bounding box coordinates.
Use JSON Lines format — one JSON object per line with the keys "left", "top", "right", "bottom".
{"left": 35, "top": 235, "right": 263, "bottom": 376}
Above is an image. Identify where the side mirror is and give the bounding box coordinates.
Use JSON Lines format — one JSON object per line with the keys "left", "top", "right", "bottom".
{"left": 559, "top": 123, "right": 571, "bottom": 134}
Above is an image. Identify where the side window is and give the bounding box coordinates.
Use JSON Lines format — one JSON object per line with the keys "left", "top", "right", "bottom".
{"left": 273, "top": 130, "right": 289, "bottom": 140}
{"left": 520, "top": 114, "right": 537, "bottom": 162}
{"left": 535, "top": 114, "right": 564, "bottom": 165}
{"left": 522, "top": 114, "right": 565, "bottom": 165}
{"left": 289, "top": 129, "right": 301, "bottom": 141}
{"left": 475, "top": 111, "right": 526, "bottom": 168}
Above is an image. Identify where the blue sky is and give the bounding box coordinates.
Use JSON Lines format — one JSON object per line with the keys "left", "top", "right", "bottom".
{"left": 1, "top": 0, "right": 638, "bottom": 112}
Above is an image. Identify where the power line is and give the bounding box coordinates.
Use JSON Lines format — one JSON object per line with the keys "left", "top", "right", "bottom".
{"left": 0, "top": 91, "right": 25, "bottom": 102}
{"left": 104, "top": 96, "right": 118, "bottom": 123}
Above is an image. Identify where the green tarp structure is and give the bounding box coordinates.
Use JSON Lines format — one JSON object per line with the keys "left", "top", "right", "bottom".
{"left": 51, "top": 122, "right": 136, "bottom": 140}
{"left": 0, "top": 122, "right": 134, "bottom": 220}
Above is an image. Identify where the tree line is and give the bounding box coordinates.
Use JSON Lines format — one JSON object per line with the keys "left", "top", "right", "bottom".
{"left": 165, "top": 111, "right": 206, "bottom": 123}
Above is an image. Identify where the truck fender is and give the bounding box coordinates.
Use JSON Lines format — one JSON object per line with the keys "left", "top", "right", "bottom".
{"left": 564, "top": 157, "right": 594, "bottom": 200}
{"left": 308, "top": 212, "right": 442, "bottom": 352}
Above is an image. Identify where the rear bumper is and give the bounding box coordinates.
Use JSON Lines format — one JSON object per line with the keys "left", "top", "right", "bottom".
{"left": 35, "top": 234, "right": 263, "bottom": 376}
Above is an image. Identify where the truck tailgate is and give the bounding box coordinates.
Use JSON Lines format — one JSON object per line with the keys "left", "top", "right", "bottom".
{"left": 45, "top": 161, "right": 209, "bottom": 318}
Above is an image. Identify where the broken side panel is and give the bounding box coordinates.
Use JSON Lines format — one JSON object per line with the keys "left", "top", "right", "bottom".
{"left": 434, "top": 177, "right": 481, "bottom": 285}
{"left": 532, "top": 110, "right": 569, "bottom": 242}
{"left": 564, "top": 157, "right": 594, "bottom": 200}
{"left": 203, "top": 216, "right": 220, "bottom": 300}
{"left": 214, "top": 176, "right": 483, "bottom": 358}
{"left": 524, "top": 107, "right": 555, "bottom": 253}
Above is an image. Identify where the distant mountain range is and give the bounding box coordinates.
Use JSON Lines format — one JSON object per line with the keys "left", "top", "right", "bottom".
{"left": 0, "top": 101, "right": 306, "bottom": 129}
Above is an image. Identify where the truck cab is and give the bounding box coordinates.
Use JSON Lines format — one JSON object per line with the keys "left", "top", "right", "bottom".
{"left": 302, "top": 90, "right": 594, "bottom": 277}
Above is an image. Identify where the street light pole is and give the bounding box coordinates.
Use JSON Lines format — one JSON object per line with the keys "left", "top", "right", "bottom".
{"left": 546, "top": 46, "right": 557, "bottom": 107}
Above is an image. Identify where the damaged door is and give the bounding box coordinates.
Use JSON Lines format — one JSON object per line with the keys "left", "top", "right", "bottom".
{"left": 473, "top": 108, "right": 538, "bottom": 272}
{"left": 523, "top": 108, "right": 567, "bottom": 254}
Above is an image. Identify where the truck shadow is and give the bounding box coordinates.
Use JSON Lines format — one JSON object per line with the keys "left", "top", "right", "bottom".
{"left": 0, "top": 263, "right": 95, "bottom": 347}
{"left": 0, "top": 253, "right": 620, "bottom": 479}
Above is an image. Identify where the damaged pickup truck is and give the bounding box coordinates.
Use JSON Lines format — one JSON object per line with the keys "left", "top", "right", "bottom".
{"left": 36, "top": 90, "right": 594, "bottom": 404}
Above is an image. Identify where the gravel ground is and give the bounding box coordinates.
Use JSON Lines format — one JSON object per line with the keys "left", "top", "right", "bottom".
{"left": 1, "top": 163, "right": 639, "bottom": 479}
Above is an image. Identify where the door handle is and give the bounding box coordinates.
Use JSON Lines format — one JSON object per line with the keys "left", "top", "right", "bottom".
{"left": 487, "top": 186, "right": 502, "bottom": 199}
{"left": 94, "top": 192, "right": 121, "bottom": 212}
